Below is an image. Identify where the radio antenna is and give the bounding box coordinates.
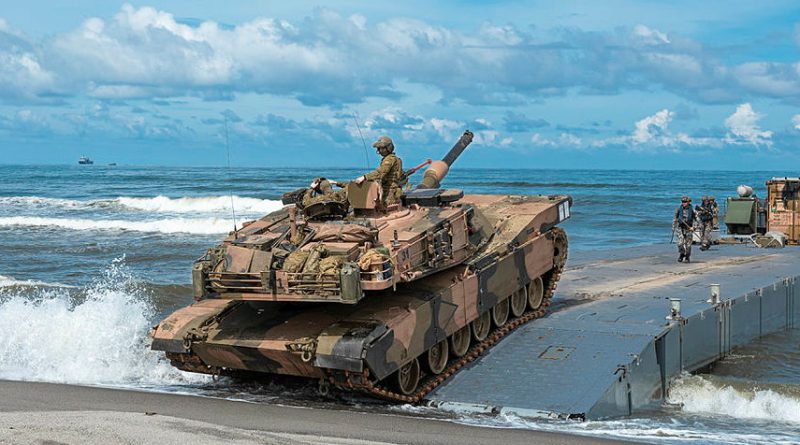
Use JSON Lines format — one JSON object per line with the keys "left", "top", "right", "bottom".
{"left": 352, "top": 111, "right": 370, "bottom": 169}
{"left": 223, "top": 115, "right": 238, "bottom": 235}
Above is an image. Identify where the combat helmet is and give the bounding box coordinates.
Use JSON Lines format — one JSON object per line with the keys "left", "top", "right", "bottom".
{"left": 681, "top": 196, "right": 691, "bottom": 203}
{"left": 372, "top": 136, "right": 394, "bottom": 154}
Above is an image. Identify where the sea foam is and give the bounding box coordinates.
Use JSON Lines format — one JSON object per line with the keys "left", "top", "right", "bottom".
{"left": 0, "top": 259, "right": 207, "bottom": 387}
{"left": 0, "top": 195, "right": 283, "bottom": 215}
{"left": 0, "top": 216, "right": 234, "bottom": 235}
{"left": 668, "top": 374, "right": 800, "bottom": 423}
{"left": 116, "top": 195, "right": 283, "bottom": 214}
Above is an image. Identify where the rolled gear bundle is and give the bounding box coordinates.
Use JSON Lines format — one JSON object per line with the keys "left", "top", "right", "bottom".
{"left": 358, "top": 247, "right": 392, "bottom": 280}
{"left": 319, "top": 255, "right": 346, "bottom": 275}
{"left": 283, "top": 250, "right": 310, "bottom": 273}
{"left": 318, "top": 255, "right": 346, "bottom": 289}
{"left": 301, "top": 243, "right": 328, "bottom": 280}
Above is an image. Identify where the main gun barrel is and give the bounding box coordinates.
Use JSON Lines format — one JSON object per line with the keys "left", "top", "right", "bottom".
{"left": 417, "top": 130, "right": 474, "bottom": 189}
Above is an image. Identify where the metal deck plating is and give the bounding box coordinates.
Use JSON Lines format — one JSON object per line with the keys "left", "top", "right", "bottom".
{"left": 427, "top": 244, "right": 800, "bottom": 419}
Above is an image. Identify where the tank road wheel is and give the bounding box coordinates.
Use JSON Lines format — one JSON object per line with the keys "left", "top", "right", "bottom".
{"left": 510, "top": 287, "right": 527, "bottom": 317}
{"left": 528, "top": 276, "right": 544, "bottom": 310}
{"left": 471, "top": 311, "right": 491, "bottom": 341}
{"left": 449, "top": 325, "right": 471, "bottom": 357}
{"left": 425, "top": 340, "right": 449, "bottom": 375}
{"left": 395, "top": 358, "right": 421, "bottom": 396}
{"left": 492, "top": 298, "right": 510, "bottom": 327}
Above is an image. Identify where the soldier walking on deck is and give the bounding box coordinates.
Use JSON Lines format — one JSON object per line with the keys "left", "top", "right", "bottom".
{"left": 695, "top": 196, "right": 714, "bottom": 251}
{"left": 354, "top": 136, "right": 404, "bottom": 205}
{"left": 673, "top": 196, "right": 695, "bottom": 263}
{"left": 709, "top": 196, "right": 720, "bottom": 229}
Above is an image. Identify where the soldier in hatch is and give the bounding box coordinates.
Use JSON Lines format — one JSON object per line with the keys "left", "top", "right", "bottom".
{"left": 673, "top": 196, "right": 695, "bottom": 263}
{"left": 353, "top": 136, "right": 403, "bottom": 205}
{"left": 301, "top": 177, "right": 346, "bottom": 207}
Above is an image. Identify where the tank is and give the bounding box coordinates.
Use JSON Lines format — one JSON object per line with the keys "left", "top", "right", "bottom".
{"left": 151, "top": 130, "right": 572, "bottom": 401}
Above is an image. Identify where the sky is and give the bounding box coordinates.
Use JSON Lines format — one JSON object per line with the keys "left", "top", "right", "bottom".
{"left": 1, "top": 1, "right": 800, "bottom": 169}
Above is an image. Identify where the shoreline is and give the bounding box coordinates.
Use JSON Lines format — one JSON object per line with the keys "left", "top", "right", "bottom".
{"left": 0, "top": 380, "right": 635, "bottom": 445}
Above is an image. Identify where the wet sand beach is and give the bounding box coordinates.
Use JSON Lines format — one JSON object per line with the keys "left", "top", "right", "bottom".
{"left": 0, "top": 380, "right": 634, "bottom": 445}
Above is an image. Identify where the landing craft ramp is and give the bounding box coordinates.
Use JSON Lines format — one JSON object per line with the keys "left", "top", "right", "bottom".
{"left": 427, "top": 244, "right": 800, "bottom": 419}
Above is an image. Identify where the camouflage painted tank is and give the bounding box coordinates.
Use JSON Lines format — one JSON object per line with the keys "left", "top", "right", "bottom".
{"left": 152, "top": 131, "right": 572, "bottom": 401}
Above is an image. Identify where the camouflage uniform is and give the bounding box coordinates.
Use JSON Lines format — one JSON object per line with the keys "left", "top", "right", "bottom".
{"left": 301, "top": 178, "right": 346, "bottom": 207}
{"left": 709, "top": 196, "right": 720, "bottom": 230}
{"left": 695, "top": 197, "right": 714, "bottom": 251}
{"left": 673, "top": 197, "right": 695, "bottom": 263}
{"left": 359, "top": 136, "right": 404, "bottom": 205}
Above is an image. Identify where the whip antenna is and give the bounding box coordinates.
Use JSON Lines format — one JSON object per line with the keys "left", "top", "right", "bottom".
{"left": 223, "top": 115, "right": 238, "bottom": 235}
{"left": 352, "top": 111, "right": 370, "bottom": 169}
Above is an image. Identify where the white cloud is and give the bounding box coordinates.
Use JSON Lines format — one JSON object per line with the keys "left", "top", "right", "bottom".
{"left": 633, "top": 25, "right": 670, "bottom": 45}
{"left": 559, "top": 133, "right": 582, "bottom": 146}
{"left": 597, "top": 103, "right": 775, "bottom": 151}
{"left": 1, "top": 5, "right": 799, "bottom": 106}
{"left": 528, "top": 132, "right": 583, "bottom": 148}
{"left": 0, "top": 28, "right": 55, "bottom": 100}
{"left": 473, "top": 130, "right": 498, "bottom": 145}
{"left": 530, "top": 133, "right": 555, "bottom": 146}
{"left": 478, "top": 23, "right": 524, "bottom": 46}
{"left": 724, "top": 103, "right": 772, "bottom": 146}
{"left": 732, "top": 63, "right": 800, "bottom": 97}
{"left": 792, "top": 114, "right": 800, "bottom": 131}
{"left": 0, "top": 109, "right": 52, "bottom": 135}
{"left": 429, "top": 118, "right": 462, "bottom": 140}
{"left": 624, "top": 108, "right": 724, "bottom": 150}
{"left": 633, "top": 109, "right": 673, "bottom": 144}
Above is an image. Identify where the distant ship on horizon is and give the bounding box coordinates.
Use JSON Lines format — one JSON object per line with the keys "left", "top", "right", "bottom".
{"left": 78, "top": 156, "right": 94, "bottom": 165}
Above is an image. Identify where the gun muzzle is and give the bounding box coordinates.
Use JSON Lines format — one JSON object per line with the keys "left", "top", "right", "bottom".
{"left": 418, "top": 130, "right": 474, "bottom": 189}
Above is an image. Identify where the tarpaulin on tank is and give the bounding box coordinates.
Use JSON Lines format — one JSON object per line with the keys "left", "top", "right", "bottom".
{"left": 312, "top": 224, "right": 376, "bottom": 243}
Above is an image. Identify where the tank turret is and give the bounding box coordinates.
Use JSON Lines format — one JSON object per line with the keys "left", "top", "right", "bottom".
{"left": 152, "top": 130, "right": 572, "bottom": 401}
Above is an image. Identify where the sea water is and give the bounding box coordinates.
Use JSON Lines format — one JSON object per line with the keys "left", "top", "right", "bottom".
{"left": 0, "top": 164, "right": 798, "bottom": 444}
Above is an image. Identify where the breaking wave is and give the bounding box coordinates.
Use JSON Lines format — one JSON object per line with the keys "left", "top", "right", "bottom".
{"left": 0, "top": 195, "right": 283, "bottom": 215}
{"left": 0, "top": 216, "right": 234, "bottom": 235}
{"left": 0, "top": 274, "right": 73, "bottom": 288}
{"left": 0, "top": 259, "right": 207, "bottom": 386}
{"left": 116, "top": 195, "right": 283, "bottom": 214}
{"left": 667, "top": 374, "right": 800, "bottom": 423}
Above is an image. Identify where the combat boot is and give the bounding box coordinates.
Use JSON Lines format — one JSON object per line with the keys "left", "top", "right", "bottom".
{"left": 684, "top": 255, "right": 691, "bottom": 263}
{"left": 677, "top": 255, "right": 684, "bottom": 263}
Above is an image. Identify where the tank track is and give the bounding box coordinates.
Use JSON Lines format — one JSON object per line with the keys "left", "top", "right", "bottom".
{"left": 334, "top": 227, "right": 568, "bottom": 403}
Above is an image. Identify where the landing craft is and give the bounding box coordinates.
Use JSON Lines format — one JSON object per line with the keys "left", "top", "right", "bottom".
{"left": 151, "top": 131, "right": 572, "bottom": 400}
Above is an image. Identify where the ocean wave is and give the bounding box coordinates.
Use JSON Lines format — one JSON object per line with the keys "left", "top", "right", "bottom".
{"left": 0, "top": 195, "right": 284, "bottom": 215}
{"left": 0, "top": 196, "right": 85, "bottom": 208}
{"left": 454, "top": 405, "right": 799, "bottom": 445}
{"left": 0, "top": 259, "right": 207, "bottom": 386}
{"left": 116, "top": 195, "right": 283, "bottom": 214}
{"left": 0, "top": 274, "right": 74, "bottom": 288}
{"left": 668, "top": 374, "right": 800, "bottom": 424}
{"left": 0, "top": 216, "right": 235, "bottom": 235}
